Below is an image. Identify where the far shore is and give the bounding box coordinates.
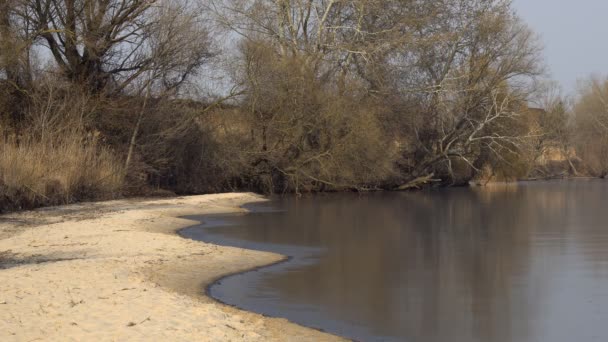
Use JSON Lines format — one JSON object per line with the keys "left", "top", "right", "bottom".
{"left": 469, "top": 176, "right": 602, "bottom": 187}
{"left": 0, "top": 193, "right": 344, "bottom": 341}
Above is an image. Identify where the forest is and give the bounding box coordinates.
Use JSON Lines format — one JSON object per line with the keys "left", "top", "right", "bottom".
{"left": 1, "top": 0, "right": 608, "bottom": 211}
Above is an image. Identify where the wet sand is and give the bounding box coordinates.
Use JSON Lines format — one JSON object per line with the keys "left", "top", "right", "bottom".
{"left": 0, "top": 193, "right": 343, "bottom": 341}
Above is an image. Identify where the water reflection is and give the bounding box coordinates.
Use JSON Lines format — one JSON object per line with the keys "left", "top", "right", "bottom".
{"left": 182, "top": 180, "right": 608, "bottom": 342}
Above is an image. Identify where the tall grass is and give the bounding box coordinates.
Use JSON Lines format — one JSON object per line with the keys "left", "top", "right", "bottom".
{"left": 0, "top": 133, "right": 124, "bottom": 212}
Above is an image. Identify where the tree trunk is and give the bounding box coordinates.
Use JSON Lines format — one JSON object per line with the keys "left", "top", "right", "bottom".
{"left": 125, "top": 83, "right": 151, "bottom": 173}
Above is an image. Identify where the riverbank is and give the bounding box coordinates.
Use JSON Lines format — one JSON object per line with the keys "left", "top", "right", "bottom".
{"left": 0, "top": 193, "right": 343, "bottom": 341}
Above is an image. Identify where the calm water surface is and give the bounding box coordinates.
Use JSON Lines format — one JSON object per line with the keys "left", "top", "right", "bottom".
{"left": 181, "top": 180, "right": 608, "bottom": 342}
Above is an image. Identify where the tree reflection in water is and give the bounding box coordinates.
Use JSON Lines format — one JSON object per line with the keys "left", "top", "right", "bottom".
{"left": 183, "top": 180, "right": 608, "bottom": 342}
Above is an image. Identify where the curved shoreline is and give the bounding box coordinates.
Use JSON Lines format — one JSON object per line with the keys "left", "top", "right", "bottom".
{"left": 0, "top": 193, "right": 344, "bottom": 341}
{"left": 199, "top": 246, "right": 339, "bottom": 338}
{"left": 178, "top": 218, "right": 335, "bottom": 337}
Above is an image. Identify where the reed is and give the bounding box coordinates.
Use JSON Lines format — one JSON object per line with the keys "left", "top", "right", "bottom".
{"left": 0, "top": 133, "right": 124, "bottom": 212}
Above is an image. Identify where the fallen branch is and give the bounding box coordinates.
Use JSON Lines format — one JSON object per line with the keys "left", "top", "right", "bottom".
{"left": 395, "top": 174, "right": 441, "bottom": 191}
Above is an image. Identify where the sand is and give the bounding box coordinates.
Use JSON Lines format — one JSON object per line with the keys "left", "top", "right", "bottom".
{"left": 0, "top": 193, "right": 344, "bottom": 342}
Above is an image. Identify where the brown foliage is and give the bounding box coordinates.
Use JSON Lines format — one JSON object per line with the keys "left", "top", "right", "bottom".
{"left": 226, "top": 41, "right": 397, "bottom": 193}
{"left": 0, "top": 0, "right": 598, "bottom": 212}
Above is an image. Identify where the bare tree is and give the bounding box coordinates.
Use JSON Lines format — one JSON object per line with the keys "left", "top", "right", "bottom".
{"left": 201, "top": 0, "right": 415, "bottom": 192}
{"left": 0, "top": 0, "right": 31, "bottom": 131}
{"left": 205, "top": 0, "right": 545, "bottom": 190}
{"left": 1, "top": 0, "right": 558, "bottom": 201}
{"left": 574, "top": 76, "right": 608, "bottom": 177}
{"left": 15, "top": 0, "right": 213, "bottom": 93}
{"left": 121, "top": 1, "right": 216, "bottom": 171}
{"left": 526, "top": 81, "right": 577, "bottom": 177}
{"left": 208, "top": 0, "right": 415, "bottom": 86}
{"left": 387, "top": 0, "right": 543, "bottom": 185}
{"left": 0, "top": 0, "right": 17, "bottom": 82}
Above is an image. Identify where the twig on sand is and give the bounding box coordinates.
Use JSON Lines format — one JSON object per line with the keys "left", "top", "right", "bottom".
{"left": 127, "top": 317, "right": 151, "bottom": 327}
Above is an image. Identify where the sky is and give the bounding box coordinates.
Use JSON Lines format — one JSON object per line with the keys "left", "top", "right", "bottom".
{"left": 512, "top": 0, "right": 608, "bottom": 94}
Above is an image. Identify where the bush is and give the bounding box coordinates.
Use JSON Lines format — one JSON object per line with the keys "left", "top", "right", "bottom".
{"left": 223, "top": 42, "right": 398, "bottom": 193}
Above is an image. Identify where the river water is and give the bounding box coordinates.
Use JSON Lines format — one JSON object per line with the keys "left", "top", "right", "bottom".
{"left": 181, "top": 180, "right": 608, "bottom": 342}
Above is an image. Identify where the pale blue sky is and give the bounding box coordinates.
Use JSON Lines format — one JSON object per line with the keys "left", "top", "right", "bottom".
{"left": 513, "top": 0, "right": 608, "bottom": 93}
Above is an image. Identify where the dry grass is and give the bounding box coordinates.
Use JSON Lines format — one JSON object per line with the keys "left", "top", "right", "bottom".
{"left": 0, "top": 133, "right": 124, "bottom": 212}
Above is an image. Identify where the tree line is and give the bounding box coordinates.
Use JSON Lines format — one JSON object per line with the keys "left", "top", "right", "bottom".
{"left": 0, "top": 0, "right": 605, "bottom": 211}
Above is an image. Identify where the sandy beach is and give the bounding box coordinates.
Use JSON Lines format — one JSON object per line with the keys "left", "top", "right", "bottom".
{"left": 0, "top": 193, "right": 343, "bottom": 342}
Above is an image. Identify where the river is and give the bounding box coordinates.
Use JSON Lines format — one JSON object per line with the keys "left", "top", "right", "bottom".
{"left": 181, "top": 180, "right": 608, "bottom": 342}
